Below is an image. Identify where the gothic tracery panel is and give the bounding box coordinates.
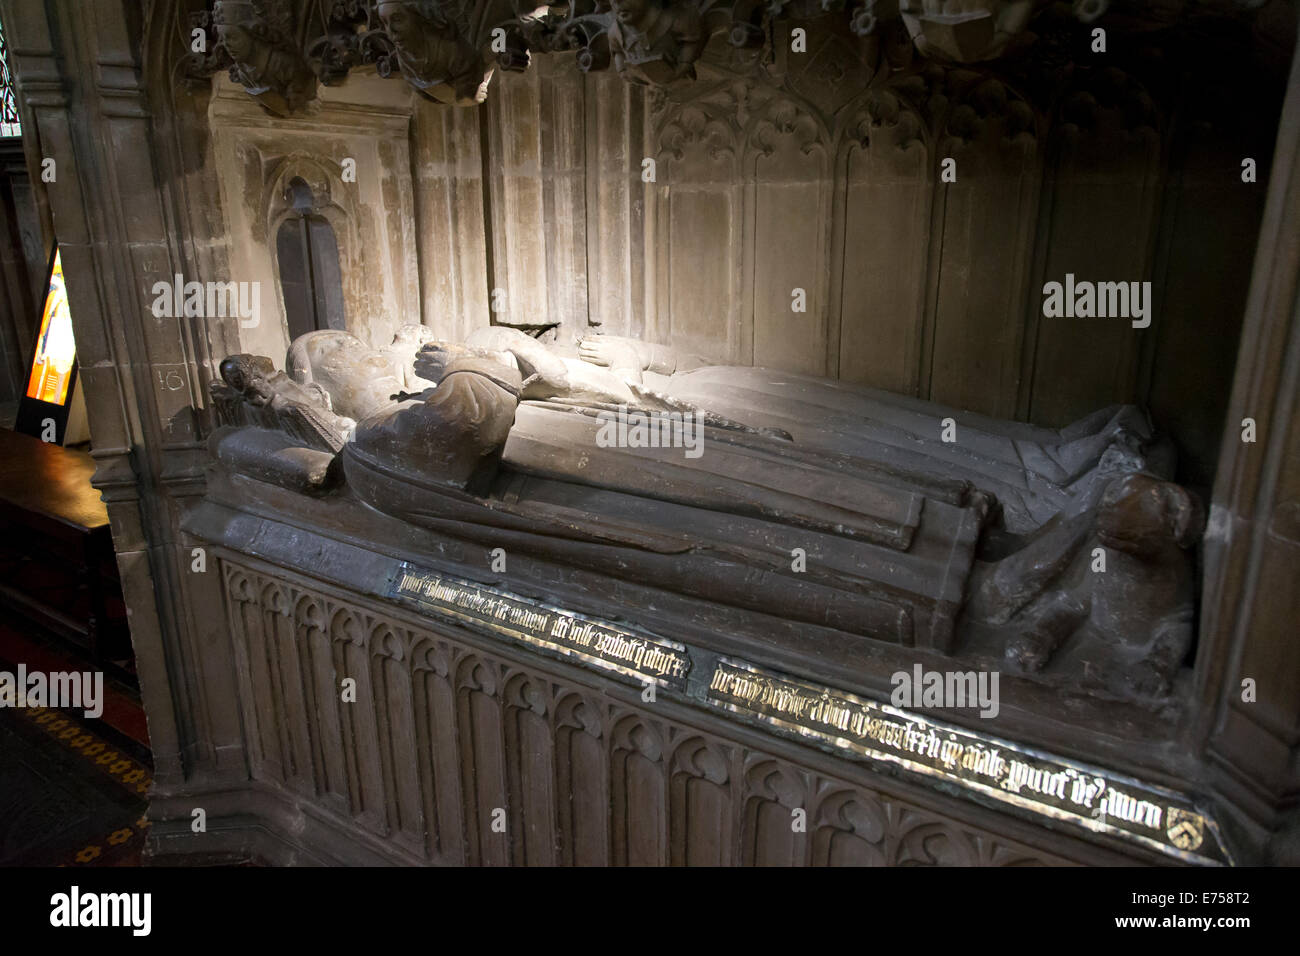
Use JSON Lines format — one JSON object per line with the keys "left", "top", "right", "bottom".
{"left": 215, "top": 559, "right": 1183, "bottom": 866}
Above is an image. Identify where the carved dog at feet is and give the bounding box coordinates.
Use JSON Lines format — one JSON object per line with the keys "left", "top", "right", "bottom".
{"left": 966, "top": 472, "right": 1203, "bottom": 698}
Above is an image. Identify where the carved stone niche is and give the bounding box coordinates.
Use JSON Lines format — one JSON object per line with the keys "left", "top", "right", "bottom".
{"left": 207, "top": 76, "right": 421, "bottom": 359}
{"left": 213, "top": 0, "right": 319, "bottom": 114}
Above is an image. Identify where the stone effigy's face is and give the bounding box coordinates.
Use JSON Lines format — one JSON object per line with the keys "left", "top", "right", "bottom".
{"left": 308, "top": 332, "right": 395, "bottom": 378}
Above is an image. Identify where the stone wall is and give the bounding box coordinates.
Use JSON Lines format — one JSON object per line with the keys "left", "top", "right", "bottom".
{"left": 446, "top": 17, "right": 1291, "bottom": 491}
{"left": 176, "top": 14, "right": 1290, "bottom": 491}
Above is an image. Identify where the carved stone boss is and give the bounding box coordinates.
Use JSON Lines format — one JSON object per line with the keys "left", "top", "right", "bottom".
{"left": 387, "top": 559, "right": 1229, "bottom": 865}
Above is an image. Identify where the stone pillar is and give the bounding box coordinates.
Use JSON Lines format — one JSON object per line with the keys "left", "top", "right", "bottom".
{"left": 0, "top": 0, "right": 246, "bottom": 805}
{"left": 1198, "top": 37, "right": 1300, "bottom": 863}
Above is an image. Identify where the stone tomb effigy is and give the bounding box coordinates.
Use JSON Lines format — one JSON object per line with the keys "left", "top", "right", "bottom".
{"left": 186, "top": 325, "right": 1224, "bottom": 865}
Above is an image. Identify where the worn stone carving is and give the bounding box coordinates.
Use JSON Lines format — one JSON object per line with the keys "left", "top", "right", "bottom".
{"left": 221, "top": 559, "right": 1084, "bottom": 863}
{"left": 306, "top": 0, "right": 382, "bottom": 85}
{"left": 372, "top": 0, "right": 511, "bottom": 104}
{"left": 208, "top": 351, "right": 356, "bottom": 493}
{"left": 285, "top": 330, "right": 408, "bottom": 422}
{"left": 209, "top": 327, "right": 1199, "bottom": 699}
{"left": 213, "top": 0, "right": 319, "bottom": 114}
{"left": 608, "top": 0, "right": 706, "bottom": 85}
{"left": 899, "top": 0, "right": 1039, "bottom": 63}
{"left": 966, "top": 472, "right": 1203, "bottom": 697}
{"left": 211, "top": 352, "right": 354, "bottom": 451}
{"left": 172, "top": 0, "right": 1280, "bottom": 122}
{"left": 182, "top": 0, "right": 1278, "bottom": 114}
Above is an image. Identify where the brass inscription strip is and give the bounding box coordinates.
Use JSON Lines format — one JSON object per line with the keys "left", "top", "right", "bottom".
{"left": 387, "top": 562, "right": 691, "bottom": 689}
{"left": 706, "top": 657, "right": 1229, "bottom": 865}
{"left": 383, "top": 559, "right": 1227, "bottom": 864}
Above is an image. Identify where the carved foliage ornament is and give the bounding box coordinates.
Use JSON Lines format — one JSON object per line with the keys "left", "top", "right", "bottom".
{"left": 178, "top": 0, "right": 1272, "bottom": 110}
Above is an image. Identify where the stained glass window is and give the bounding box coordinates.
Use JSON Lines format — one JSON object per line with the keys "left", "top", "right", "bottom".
{"left": 1, "top": 13, "right": 21, "bottom": 138}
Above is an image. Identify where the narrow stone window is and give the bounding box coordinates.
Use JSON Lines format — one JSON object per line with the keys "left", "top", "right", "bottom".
{"left": 275, "top": 177, "right": 345, "bottom": 340}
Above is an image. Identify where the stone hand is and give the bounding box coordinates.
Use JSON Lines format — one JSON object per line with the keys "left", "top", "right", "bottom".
{"left": 413, "top": 341, "right": 467, "bottom": 384}
{"left": 577, "top": 335, "right": 617, "bottom": 367}
{"left": 578, "top": 335, "right": 642, "bottom": 373}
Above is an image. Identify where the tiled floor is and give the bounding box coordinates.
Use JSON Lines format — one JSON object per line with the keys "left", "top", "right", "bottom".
{"left": 0, "top": 701, "right": 150, "bottom": 865}
{"left": 0, "top": 618, "right": 151, "bottom": 866}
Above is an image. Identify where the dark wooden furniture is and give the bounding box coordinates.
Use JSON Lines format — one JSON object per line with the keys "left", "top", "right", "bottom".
{"left": 0, "top": 427, "right": 129, "bottom": 666}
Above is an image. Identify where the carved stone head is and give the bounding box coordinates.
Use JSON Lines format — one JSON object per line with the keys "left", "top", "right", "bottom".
{"left": 213, "top": 0, "right": 317, "bottom": 114}
{"left": 608, "top": 0, "right": 703, "bottom": 86}
{"left": 219, "top": 353, "right": 278, "bottom": 401}
{"left": 1095, "top": 473, "right": 1204, "bottom": 559}
{"left": 214, "top": 1, "right": 269, "bottom": 64}
{"left": 376, "top": 0, "right": 490, "bottom": 104}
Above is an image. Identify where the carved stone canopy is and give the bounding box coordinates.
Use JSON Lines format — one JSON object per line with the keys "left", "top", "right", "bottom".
{"left": 179, "top": 0, "right": 1274, "bottom": 111}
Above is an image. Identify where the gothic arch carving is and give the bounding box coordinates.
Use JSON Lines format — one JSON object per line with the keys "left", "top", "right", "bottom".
{"left": 455, "top": 654, "right": 498, "bottom": 696}
{"left": 939, "top": 72, "right": 1038, "bottom": 152}
{"left": 740, "top": 757, "right": 810, "bottom": 865}
{"left": 409, "top": 634, "right": 452, "bottom": 676}
{"left": 225, "top": 564, "right": 256, "bottom": 603}
{"left": 891, "top": 813, "right": 979, "bottom": 866}
{"left": 371, "top": 624, "right": 406, "bottom": 660}
{"left": 657, "top": 97, "right": 742, "bottom": 176}
{"left": 209, "top": 561, "right": 1146, "bottom": 864}
{"left": 554, "top": 690, "right": 603, "bottom": 738}
{"left": 329, "top": 605, "right": 366, "bottom": 646}
{"left": 611, "top": 712, "right": 664, "bottom": 762}
{"left": 811, "top": 787, "right": 888, "bottom": 865}
{"left": 260, "top": 578, "right": 291, "bottom": 616}
{"left": 668, "top": 734, "right": 734, "bottom": 865}
{"left": 610, "top": 711, "right": 667, "bottom": 864}
{"left": 747, "top": 95, "right": 828, "bottom": 164}
{"left": 503, "top": 670, "right": 549, "bottom": 715}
